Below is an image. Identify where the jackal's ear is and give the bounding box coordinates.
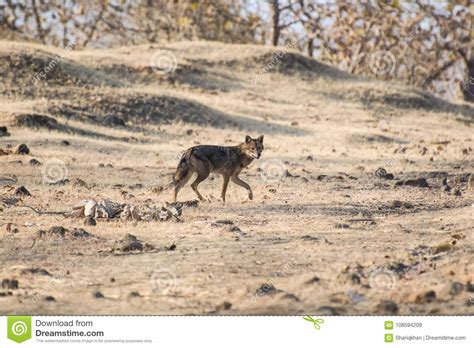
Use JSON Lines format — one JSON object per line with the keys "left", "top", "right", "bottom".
{"left": 245, "top": 135, "right": 252, "bottom": 143}
{"left": 257, "top": 135, "right": 264, "bottom": 143}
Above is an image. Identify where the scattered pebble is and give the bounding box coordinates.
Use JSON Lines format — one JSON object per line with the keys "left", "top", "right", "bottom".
{"left": 390, "top": 200, "right": 413, "bottom": 209}
{"left": 0, "top": 126, "right": 10, "bottom": 137}
{"left": 450, "top": 282, "right": 464, "bottom": 296}
{"left": 415, "top": 290, "right": 436, "bottom": 304}
{"left": 376, "top": 300, "right": 399, "bottom": 314}
{"left": 29, "top": 158, "right": 41, "bottom": 166}
{"left": 84, "top": 217, "right": 97, "bottom": 226}
{"left": 14, "top": 143, "right": 30, "bottom": 155}
{"left": 93, "top": 291, "right": 105, "bottom": 299}
{"left": 1, "top": 279, "right": 19, "bottom": 290}
{"left": 15, "top": 186, "right": 31, "bottom": 196}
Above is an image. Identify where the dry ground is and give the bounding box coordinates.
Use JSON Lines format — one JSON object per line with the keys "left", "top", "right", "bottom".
{"left": 0, "top": 40, "right": 473, "bottom": 315}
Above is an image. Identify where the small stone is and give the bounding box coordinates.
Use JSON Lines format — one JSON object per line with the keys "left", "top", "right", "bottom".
{"left": 0, "top": 126, "right": 10, "bottom": 137}
{"left": 415, "top": 290, "right": 436, "bottom": 304}
{"left": 60, "top": 140, "right": 70, "bottom": 146}
{"left": 305, "top": 276, "right": 320, "bottom": 285}
{"left": 129, "top": 291, "right": 141, "bottom": 298}
{"left": 15, "top": 186, "right": 31, "bottom": 196}
{"left": 48, "top": 226, "right": 68, "bottom": 237}
{"left": 450, "top": 282, "right": 464, "bottom": 296}
{"left": 14, "top": 143, "right": 30, "bottom": 155}
{"left": 390, "top": 200, "right": 413, "bottom": 209}
{"left": 376, "top": 300, "right": 399, "bottom": 314}
{"left": 29, "top": 158, "right": 41, "bottom": 166}
{"left": 185, "top": 129, "right": 193, "bottom": 135}
{"left": 350, "top": 273, "right": 361, "bottom": 285}
{"left": 84, "top": 217, "right": 96, "bottom": 226}
{"left": 93, "top": 291, "right": 105, "bottom": 299}
{"left": 1, "top": 279, "right": 19, "bottom": 289}
{"left": 44, "top": 295, "right": 56, "bottom": 302}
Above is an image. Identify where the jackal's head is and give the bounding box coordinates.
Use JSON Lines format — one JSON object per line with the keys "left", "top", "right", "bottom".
{"left": 242, "top": 135, "right": 264, "bottom": 159}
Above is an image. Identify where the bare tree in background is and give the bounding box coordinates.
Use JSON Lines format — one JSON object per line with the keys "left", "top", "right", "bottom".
{"left": 0, "top": 0, "right": 471, "bottom": 101}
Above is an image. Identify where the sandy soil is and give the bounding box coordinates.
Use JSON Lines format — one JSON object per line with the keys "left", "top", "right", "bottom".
{"left": 0, "top": 40, "right": 473, "bottom": 315}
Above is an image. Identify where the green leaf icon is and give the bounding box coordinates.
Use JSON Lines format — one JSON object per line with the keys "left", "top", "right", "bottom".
{"left": 7, "top": 316, "right": 32, "bottom": 343}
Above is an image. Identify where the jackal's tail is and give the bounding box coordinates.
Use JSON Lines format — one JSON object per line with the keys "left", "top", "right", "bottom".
{"left": 172, "top": 150, "right": 192, "bottom": 185}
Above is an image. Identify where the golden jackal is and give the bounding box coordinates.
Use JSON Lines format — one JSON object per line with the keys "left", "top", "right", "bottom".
{"left": 172, "top": 135, "right": 264, "bottom": 202}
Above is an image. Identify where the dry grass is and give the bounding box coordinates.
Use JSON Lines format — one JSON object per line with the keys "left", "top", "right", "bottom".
{"left": 0, "top": 40, "right": 473, "bottom": 315}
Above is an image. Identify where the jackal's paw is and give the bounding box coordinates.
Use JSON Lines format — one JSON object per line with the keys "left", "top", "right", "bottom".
{"left": 248, "top": 192, "right": 253, "bottom": 200}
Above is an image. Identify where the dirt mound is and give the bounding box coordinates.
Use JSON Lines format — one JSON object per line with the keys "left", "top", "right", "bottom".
{"left": 224, "top": 51, "right": 354, "bottom": 80}
{"left": 0, "top": 50, "right": 120, "bottom": 95}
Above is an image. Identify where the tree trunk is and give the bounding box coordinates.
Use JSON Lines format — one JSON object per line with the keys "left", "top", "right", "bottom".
{"left": 271, "top": 0, "right": 280, "bottom": 46}
{"left": 461, "top": 58, "right": 474, "bottom": 102}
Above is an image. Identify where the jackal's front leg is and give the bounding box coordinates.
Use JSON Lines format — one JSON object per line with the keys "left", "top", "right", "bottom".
{"left": 231, "top": 175, "right": 253, "bottom": 200}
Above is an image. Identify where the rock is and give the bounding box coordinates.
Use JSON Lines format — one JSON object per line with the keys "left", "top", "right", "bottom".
{"left": 375, "top": 167, "right": 394, "bottom": 180}
{"left": 48, "top": 226, "right": 68, "bottom": 237}
{"left": 0, "top": 126, "right": 10, "bottom": 137}
{"left": 305, "top": 276, "right": 320, "bottom": 284}
{"left": 395, "top": 178, "right": 428, "bottom": 188}
{"left": 390, "top": 200, "right": 413, "bottom": 209}
{"left": 451, "top": 189, "right": 461, "bottom": 197}
{"left": 255, "top": 284, "right": 281, "bottom": 296}
{"left": 1, "top": 279, "right": 19, "bottom": 289}
{"left": 14, "top": 143, "right": 30, "bottom": 155}
{"left": 121, "top": 241, "right": 143, "bottom": 252}
{"left": 185, "top": 129, "right": 193, "bottom": 135}
{"left": 450, "top": 282, "right": 464, "bottom": 296}
{"left": 350, "top": 273, "right": 361, "bottom": 285}
{"left": 29, "top": 158, "right": 41, "bottom": 166}
{"left": 214, "top": 301, "right": 232, "bottom": 311}
{"left": 93, "top": 291, "right": 105, "bottom": 299}
{"left": 415, "top": 290, "right": 436, "bottom": 304}
{"left": 60, "top": 140, "right": 70, "bottom": 146}
{"left": 165, "top": 243, "right": 177, "bottom": 251}
{"left": 72, "top": 178, "right": 88, "bottom": 188}
{"left": 15, "top": 186, "right": 31, "bottom": 196}
{"left": 128, "top": 291, "right": 141, "bottom": 298}
{"left": 72, "top": 228, "right": 91, "bottom": 238}
{"left": 376, "top": 300, "right": 399, "bottom": 314}
{"left": 44, "top": 295, "right": 56, "bottom": 302}
{"left": 84, "top": 217, "right": 96, "bottom": 226}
